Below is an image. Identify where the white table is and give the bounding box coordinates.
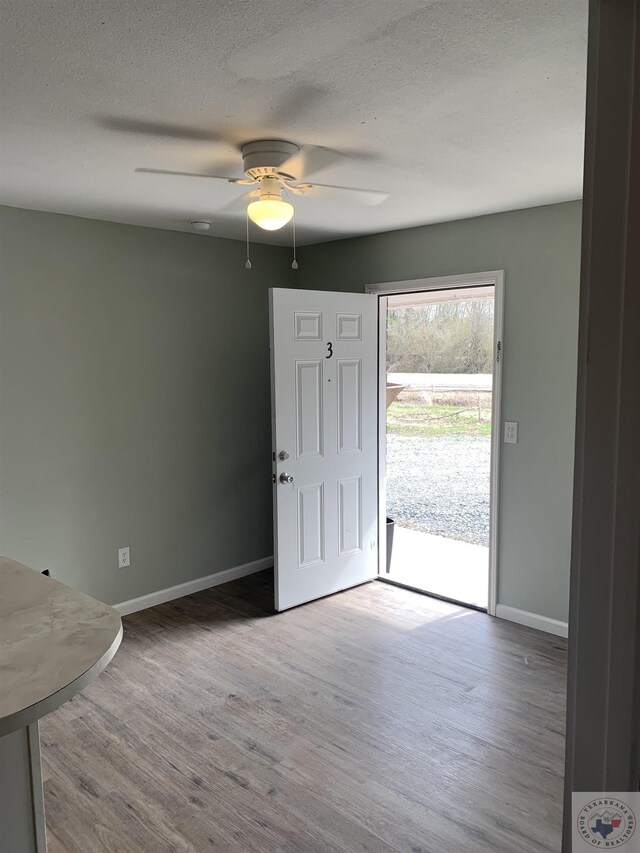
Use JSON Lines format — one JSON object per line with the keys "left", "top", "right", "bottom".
{"left": 0, "top": 557, "right": 122, "bottom": 852}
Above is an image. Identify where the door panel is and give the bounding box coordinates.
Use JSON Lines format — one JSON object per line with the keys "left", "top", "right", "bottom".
{"left": 337, "top": 313, "right": 362, "bottom": 340}
{"left": 297, "top": 483, "right": 325, "bottom": 567}
{"left": 294, "top": 312, "right": 323, "bottom": 340}
{"left": 270, "top": 288, "right": 378, "bottom": 611}
{"left": 338, "top": 475, "right": 362, "bottom": 556}
{"left": 295, "top": 360, "right": 324, "bottom": 458}
{"left": 337, "top": 358, "right": 362, "bottom": 453}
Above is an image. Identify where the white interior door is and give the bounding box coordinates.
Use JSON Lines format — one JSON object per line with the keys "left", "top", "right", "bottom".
{"left": 269, "top": 288, "right": 378, "bottom": 611}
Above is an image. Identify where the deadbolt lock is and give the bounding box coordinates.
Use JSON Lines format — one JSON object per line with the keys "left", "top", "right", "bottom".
{"left": 278, "top": 450, "right": 289, "bottom": 461}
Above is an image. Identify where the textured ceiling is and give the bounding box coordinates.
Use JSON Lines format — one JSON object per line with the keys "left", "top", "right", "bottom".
{"left": 0, "top": 0, "right": 587, "bottom": 246}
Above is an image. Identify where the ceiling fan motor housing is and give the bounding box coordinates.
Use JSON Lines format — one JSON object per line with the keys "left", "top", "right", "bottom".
{"left": 241, "top": 140, "right": 299, "bottom": 181}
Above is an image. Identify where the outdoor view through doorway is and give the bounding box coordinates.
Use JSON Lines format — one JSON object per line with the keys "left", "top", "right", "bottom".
{"left": 384, "top": 285, "right": 495, "bottom": 609}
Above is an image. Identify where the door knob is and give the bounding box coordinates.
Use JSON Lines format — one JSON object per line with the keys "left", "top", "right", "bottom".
{"left": 279, "top": 473, "right": 294, "bottom": 484}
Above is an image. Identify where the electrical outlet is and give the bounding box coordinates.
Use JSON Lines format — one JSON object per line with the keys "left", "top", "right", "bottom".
{"left": 504, "top": 421, "right": 519, "bottom": 444}
{"left": 118, "top": 546, "right": 130, "bottom": 568}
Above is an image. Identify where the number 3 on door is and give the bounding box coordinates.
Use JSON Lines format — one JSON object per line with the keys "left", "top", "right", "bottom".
{"left": 326, "top": 342, "right": 333, "bottom": 359}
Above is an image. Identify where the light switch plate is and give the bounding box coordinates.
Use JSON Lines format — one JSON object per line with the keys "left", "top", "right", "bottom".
{"left": 504, "top": 421, "right": 518, "bottom": 444}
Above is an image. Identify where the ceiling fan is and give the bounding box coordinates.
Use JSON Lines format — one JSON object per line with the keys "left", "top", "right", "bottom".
{"left": 135, "top": 139, "right": 390, "bottom": 232}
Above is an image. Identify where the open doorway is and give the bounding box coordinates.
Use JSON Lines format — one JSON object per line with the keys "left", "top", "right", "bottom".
{"left": 370, "top": 272, "right": 504, "bottom": 613}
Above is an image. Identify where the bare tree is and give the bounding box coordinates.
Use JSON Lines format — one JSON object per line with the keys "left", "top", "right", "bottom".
{"left": 387, "top": 298, "right": 494, "bottom": 373}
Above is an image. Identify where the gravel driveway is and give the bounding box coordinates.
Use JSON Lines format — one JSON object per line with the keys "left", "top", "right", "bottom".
{"left": 386, "top": 434, "right": 490, "bottom": 545}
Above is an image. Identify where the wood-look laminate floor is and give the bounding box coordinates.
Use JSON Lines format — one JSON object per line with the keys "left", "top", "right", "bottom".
{"left": 41, "top": 572, "right": 567, "bottom": 853}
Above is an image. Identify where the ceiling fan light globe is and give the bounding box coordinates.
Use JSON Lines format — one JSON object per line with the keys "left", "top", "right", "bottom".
{"left": 247, "top": 198, "right": 294, "bottom": 231}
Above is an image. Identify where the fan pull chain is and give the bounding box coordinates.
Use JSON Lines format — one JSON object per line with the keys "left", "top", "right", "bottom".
{"left": 291, "top": 209, "right": 298, "bottom": 270}
{"left": 245, "top": 211, "right": 252, "bottom": 269}
{"left": 283, "top": 185, "right": 299, "bottom": 270}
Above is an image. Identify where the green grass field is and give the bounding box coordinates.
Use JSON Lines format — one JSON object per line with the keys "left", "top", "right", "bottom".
{"left": 387, "top": 402, "right": 492, "bottom": 438}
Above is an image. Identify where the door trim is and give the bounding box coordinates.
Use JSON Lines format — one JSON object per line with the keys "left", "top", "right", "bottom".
{"left": 366, "top": 270, "right": 505, "bottom": 616}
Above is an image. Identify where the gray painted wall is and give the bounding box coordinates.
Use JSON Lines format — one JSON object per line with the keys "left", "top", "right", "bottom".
{"left": 297, "top": 201, "right": 581, "bottom": 622}
{"left": 1, "top": 202, "right": 581, "bottom": 621}
{"left": 0, "top": 206, "right": 292, "bottom": 604}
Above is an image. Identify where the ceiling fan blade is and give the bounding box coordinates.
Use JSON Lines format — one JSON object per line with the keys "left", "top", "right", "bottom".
{"left": 288, "top": 182, "right": 389, "bottom": 206}
{"left": 135, "top": 168, "right": 255, "bottom": 185}
{"left": 217, "top": 189, "right": 260, "bottom": 214}
{"left": 278, "top": 145, "right": 346, "bottom": 181}
{"left": 98, "top": 115, "right": 236, "bottom": 144}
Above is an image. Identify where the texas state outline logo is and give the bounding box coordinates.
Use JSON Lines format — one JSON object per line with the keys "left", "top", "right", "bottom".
{"left": 573, "top": 793, "right": 637, "bottom": 848}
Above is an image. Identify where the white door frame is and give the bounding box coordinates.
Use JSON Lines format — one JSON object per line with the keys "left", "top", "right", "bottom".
{"left": 366, "top": 270, "right": 505, "bottom": 616}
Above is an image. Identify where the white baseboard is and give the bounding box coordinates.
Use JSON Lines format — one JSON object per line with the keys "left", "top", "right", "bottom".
{"left": 114, "top": 556, "right": 273, "bottom": 617}
{"left": 495, "top": 604, "right": 568, "bottom": 638}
